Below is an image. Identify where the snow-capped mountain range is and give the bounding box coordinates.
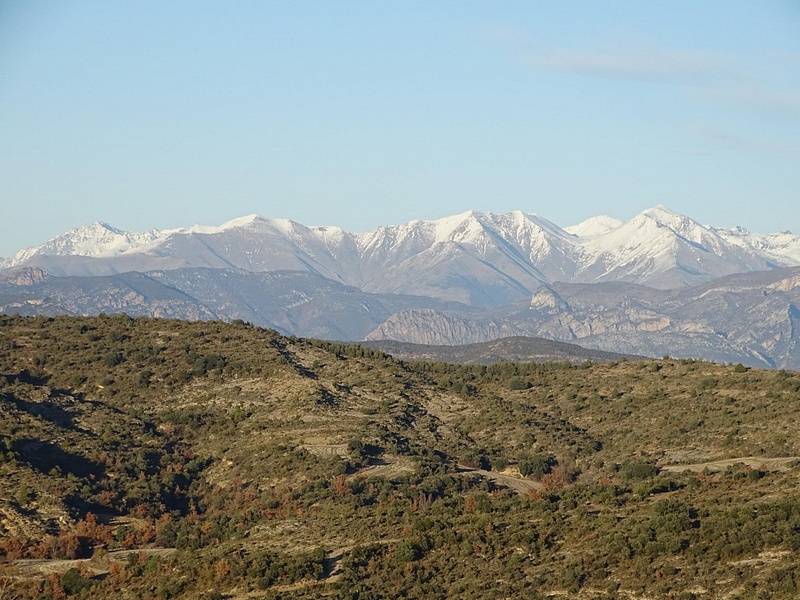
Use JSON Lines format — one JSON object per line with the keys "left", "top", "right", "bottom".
{"left": 3, "top": 206, "right": 799, "bottom": 306}
{"left": 3, "top": 206, "right": 800, "bottom": 368}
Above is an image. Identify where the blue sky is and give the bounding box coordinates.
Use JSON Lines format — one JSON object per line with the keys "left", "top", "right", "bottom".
{"left": 1, "top": 1, "right": 799, "bottom": 256}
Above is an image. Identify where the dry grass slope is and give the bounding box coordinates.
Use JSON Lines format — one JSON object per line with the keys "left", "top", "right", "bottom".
{"left": 0, "top": 314, "right": 799, "bottom": 598}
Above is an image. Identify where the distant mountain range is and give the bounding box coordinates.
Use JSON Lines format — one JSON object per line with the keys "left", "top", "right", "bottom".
{"left": 4, "top": 206, "right": 800, "bottom": 303}
{"left": 365, "top": 267, "right": 800, "bottom": 370}
{"left": 2, "top": 207, "right": 800, "bottom": 368}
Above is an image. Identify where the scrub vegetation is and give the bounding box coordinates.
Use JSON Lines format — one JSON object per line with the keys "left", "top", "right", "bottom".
{"left": 1, "top": 314, "right": 800, "bottom": 598}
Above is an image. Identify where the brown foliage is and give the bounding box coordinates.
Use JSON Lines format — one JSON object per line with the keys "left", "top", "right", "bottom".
{"left": 75, "top": 512, "right": 113, "bottom": 546}
{"left": 35, "top": 534, "right": 81, "bottom": 560}
{"left": 541, "top": 464, "right": 574, "bottom": 491}
{"left": 464, "top": 494, "right": 478, "bottom": 513}
{"left": 46, "top": 573, "right": 65, "bottom": 600}
{"left": 213, "top": 558, "right": 231, "bottom": 579}
{"left": 0, "top": 576, "right": 20, "bottom": 600}
{"left": 0, "top": 539, "right": 26, "bottom": 561}
{"left": 333, "top": 474, "right": 350, "bottom": 497}
{"left": 77, "top": 563, "right": 94, "bottom": 580}
{"left": 108, "top": 562, "right": 126, "bottom": 587}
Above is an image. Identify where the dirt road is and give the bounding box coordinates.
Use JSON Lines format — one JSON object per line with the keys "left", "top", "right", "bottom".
{"left": 14, "top": 547, "right": 177, "bottom": 576}
{"left": 660, "top": 456, "right": 799, "bottom": 474}
{"left": 456, "top": 465, "right": 544, "bottom": 494}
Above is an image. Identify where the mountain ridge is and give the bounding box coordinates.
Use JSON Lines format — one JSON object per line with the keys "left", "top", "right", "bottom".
{"left": 360, "top": 335, "right": 644, "bottom": 365}
{"left": 4, "top": 207, "right": 800, "bottom": 369}
{"left": 365, "top": 266, "right": 800, "bottom": 370}
{"left": 3, "top": 264, "right": 800, "bottom": 369}
{"left": 4, "top": 207, "right": 800, "bottom": 304}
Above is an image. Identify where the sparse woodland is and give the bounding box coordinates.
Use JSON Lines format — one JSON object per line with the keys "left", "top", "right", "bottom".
{"left": 1, "top": 314, "right": 800, "bottom": 598}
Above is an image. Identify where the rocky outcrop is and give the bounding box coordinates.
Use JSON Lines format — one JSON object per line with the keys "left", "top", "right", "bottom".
{"left": 365, "top": 309, "right": 502, "bottom": 346}
{"left": 0, "top": 266, "right": 50, "bottom": 286}
{"left": 366, "top": 267, "right": 800, "bottom": 369}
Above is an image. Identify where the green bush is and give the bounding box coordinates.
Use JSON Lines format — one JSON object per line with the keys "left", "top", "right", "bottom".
{"left": 622, "top": 460, "right": 660, "bottom": 480}
{"left": 519, "top": 454, "right": 556, "bottom": 478}
{"left": 509, "top": 377, "right": 531, "bottom": 390}
{"left": 61, "top": 567, "right": 92, "bottom": 595}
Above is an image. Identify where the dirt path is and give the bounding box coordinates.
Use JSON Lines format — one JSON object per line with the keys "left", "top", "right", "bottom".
{"left": 351, "top": 456, "right": 414, "bottom": 480}
{"left": 457, "top": 466, "right": 544, "bottom": 494}
{"left": 14, "top": 558, "right": 102, "bottom": 577}
{"left": 302, "top": 444, "right": 348, "bottom": 458}
{"left": 660, "top": 456, "right": 799, "bottom": 474}
{"left": 14, "top": 547, "right": 177, "bottom": 576}
{"left": 105, "top": 547, "right": 177, "bottom": 561}
{"left": 351, "top": 457, "right": 544, "bottom": 494}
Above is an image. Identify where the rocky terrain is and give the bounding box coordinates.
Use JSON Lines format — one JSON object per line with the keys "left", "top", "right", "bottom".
{"left": 367, "top": 267, "right": 800, "bottom": 369}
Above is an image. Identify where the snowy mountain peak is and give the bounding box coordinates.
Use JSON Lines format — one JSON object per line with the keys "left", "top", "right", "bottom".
{"left": 642, "top": 204, "right": 678, "bottom": 217}
{"left": 4, "top": 208, "right": 800, "bottom": 295}
{"left": 629, "top": 205, "right": 714, "bottom": 244}
{"left": 514, "top": 212, "right": 572, "bottom": 239}
{"left": 218, "top": 214, "right": 266, "bottom": 230}
{"left": 570, "top": 205, "right": 787, "bottom": 287}
{"left": 88, "top": 221, "right": 125, "bottom": 235}
{"left": 565, "top": 215, "right": 624, "bottom": 238}
{"left": 66, "top": 221, "right": 126, "bottom": 238}
{"left": 638, "top": 205, "right": 691, "bottom": 227}
{"left": 432, "top": 210, "right": 487, "bottom": 243}
{"left": 0, "top": 221, "right": 163, "bottom": 267}
{"left": 714, "top": 225, "right": 800, "bottom": 267}
{"left": 182, "top": 214, "right": 268, "bottom": 235}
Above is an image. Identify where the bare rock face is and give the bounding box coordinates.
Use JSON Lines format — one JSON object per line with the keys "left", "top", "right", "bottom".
{"left": 2, "top": 261, "right": 800, "bottom": 368}
{"left": 0, "top": 266, "right": 50, "bottom": 286}
{"left": 365, "top": 309, "right": 501, "bottom": 346}
{"left": 537, "top": 311, "right": 674, "bottom": 339}
{"left": 769, "top": 274, "right": 800, "bottom": 292}
{"left": 365, "top": 267, "right": 800, "bottom": 370}
{"left": 0, "top": 271, "right": 219, "bottom": 322}
{"left": 529, "top": 288, "right": 569, "bottom": 312}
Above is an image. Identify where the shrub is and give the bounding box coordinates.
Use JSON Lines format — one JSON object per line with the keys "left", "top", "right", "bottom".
{"left": 509, "top": 377, "right": 531, "bottom": 390}
{"left": 519, "top": 454, "right": 556, "bottom": 478}
{"left": 622, "top": 460, "right": 660, "bottom": 480}
{"left": 61, "top": 567, "right": 92, "bottom": 595}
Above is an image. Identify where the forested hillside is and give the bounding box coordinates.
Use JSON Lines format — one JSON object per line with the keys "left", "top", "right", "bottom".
{"left": 1, "top": 315, "right": 800, "bottom": 599}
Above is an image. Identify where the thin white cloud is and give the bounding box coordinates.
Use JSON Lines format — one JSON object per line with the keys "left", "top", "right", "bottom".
{"left": 479, "top": 24, "right": 800, "bottom": 120}
{"left": 477, "top": 24, "right": 726, "bottom": 83}
{"left": 688, "top": 124, "right": 800, "bottom": 157}
{"left": 525, "top": 46, "right": 725, "bottom": 83}
{"left": 704, "top": 83, "right": 800, "bottom": 117}
{"left": 777, "top": 51, "right": 800, "bottom": 64}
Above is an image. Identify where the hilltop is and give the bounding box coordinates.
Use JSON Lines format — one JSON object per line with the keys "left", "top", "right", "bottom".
{"left": 361, "top": 336, "right": 643, "bottom": 364}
